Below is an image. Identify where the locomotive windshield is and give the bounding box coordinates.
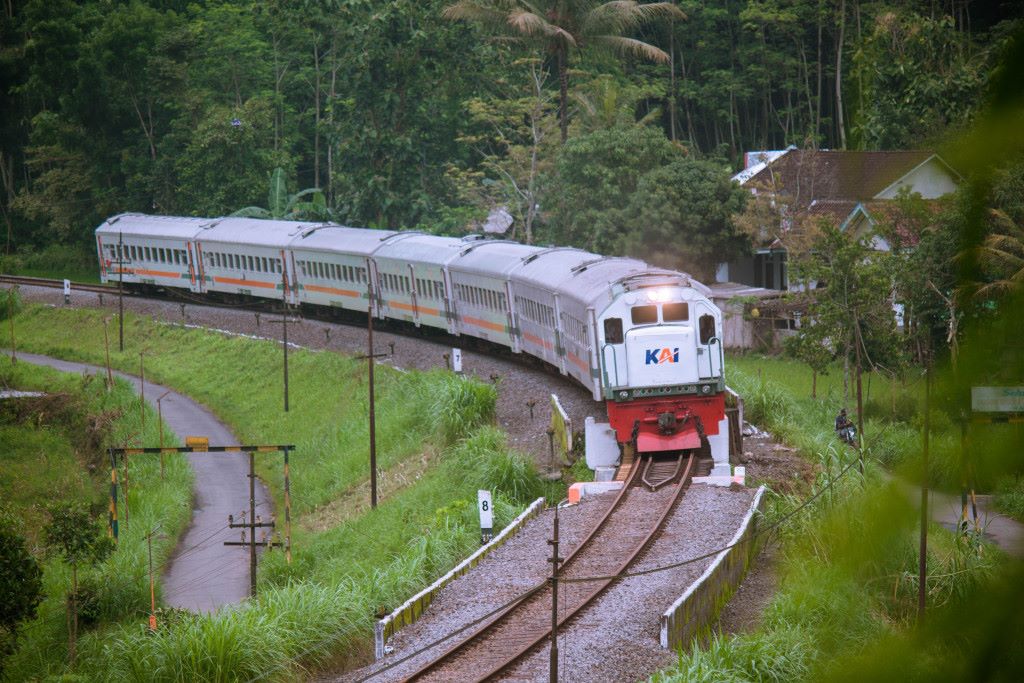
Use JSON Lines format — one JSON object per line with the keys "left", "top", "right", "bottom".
{"left": 631, "top": 305, "right": 658, "bottom": 324}
{"left": 662, "top": 302, "right": 689, "bottom": 321}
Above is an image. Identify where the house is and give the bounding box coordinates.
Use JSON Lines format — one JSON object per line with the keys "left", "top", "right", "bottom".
{"left": 718, "top": 149, "right": 960, "bottom": 290}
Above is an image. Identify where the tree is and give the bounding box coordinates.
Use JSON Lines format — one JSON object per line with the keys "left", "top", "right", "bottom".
{"left": 618, "top": 157, "right": 748, "bottom": 280}
{"left": 791, "top": 225, "right": 904, "bottom": 446}
{"left": 449, "top": 60, "right": 559, "bottom": 244}
{"left": 0, "top": 509, "right": 42, "bottom": 675}
{"left": 443, "top": 0, "right": 683, "bottom": 142}
{"left": 231, "top": 167, "right": 336, "bottom": 221}
{"left": 546, "top": 123, "right": 678, "bottom": 248}
{"left": 43, "top": 502, "right": 113, "bottom": 668}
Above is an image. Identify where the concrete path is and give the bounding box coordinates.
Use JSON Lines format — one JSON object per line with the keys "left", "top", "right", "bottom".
{"left": 889, "top": 473, "right": 1024, "bottom": 558}
{"left": 7, "top": 351, "right": 272, "bottom": 612}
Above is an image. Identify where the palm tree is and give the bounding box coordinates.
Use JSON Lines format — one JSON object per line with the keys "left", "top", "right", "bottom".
{"left": 231, "top": 167, "right": 337, "bottom": 221}
{"left": 975, "top": 208, "right": 1024, "bottom": 299}
{"left": 443, "top": 1, "right": 684, "bottom": 142}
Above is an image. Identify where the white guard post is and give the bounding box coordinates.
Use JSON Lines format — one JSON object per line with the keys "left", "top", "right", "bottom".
{"left": 452, "top": 347, "right": 463, "bottom": 373}
{"left": 478, "top": 490, "right": 493, "bottom": 544}
{"left": 584, "top": 416, "right": 619, "bottom": 481}
{"left": 63, "top": 279, "right": 71, "bottom": 305}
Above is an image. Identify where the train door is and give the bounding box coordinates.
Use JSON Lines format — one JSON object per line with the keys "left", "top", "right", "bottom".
{"left": 442, "top": 268, "right": 458, "bottom": 335}
{"left": 553, "top": 295, "right": 568, "bottom": 374}
{"left": 408, "top": 263, "right": 421, "bottom": 327}
{"left": 186, "top": 242, "right": 203, "bottom": 293}
{"left": 367, "top": 258, "right": 382, "bottom": 319}
{"left": 600, "top": 315, "right": 627, "bottom": 391}
{"left": 694, "top": 301, "right": 723, "bottom": 380}
{"left": 505, "top": 281, "right": 520, "bottom": 353}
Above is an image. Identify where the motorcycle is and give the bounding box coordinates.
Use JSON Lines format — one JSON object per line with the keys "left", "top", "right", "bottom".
{"left": 837, "top": 423, "right": 857, "bottom": 446}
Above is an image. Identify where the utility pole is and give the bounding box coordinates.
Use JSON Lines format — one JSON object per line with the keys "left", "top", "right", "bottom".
{"left": 6, "top": 286, "right": 14, "bottom": 366}
{"left": 854, "top": 320, "right": 865, "bottom": 477}
{"left": 368, "top": 282, "right": 377, "bottom": 509}
{"left": 102, "top": 317, "right": 113, "bottom": 390}
{"left": 353, "top": 280, "right": 389, "bottom": 510}
{"left": 139, "top": 350, "right": 146, "bottom": 433}
{"left": 224, "top": 451, "right": 275, "bottom": 597}
{"left": 248, "top": 450, "right": 256, "bottom": 597}
{"left": 156, "top": 390, "right": 171, "bottom": 481}
{"left": 918, "top": 366, "right": 930, "bottom": 622}
{"left": 146, "top": 528, "right": 158, "bottom": 630}
{"left": 118, "top": 231, "right": 124, "bottom": 352}
{"left": 282, "top": 299, "right": 289, "bottom": 413}
{"left": 548, "top": 503, "right": 563, "bottom": 683}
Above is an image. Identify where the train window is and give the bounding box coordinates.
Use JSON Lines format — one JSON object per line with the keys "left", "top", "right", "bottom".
{"left": 662, "top": 302, "right": 689, "bottom": 321}
{"left": 631, "top": 305, "right": 658, "bottom": 324}
{"left": 604, "top": 318, "right": 624, "bottom": 344}
{"left": 142, "top": 247, "right": 149, "bottom": 261}
{"left": 699, "top": 314, "right": 716, "bottom": 345}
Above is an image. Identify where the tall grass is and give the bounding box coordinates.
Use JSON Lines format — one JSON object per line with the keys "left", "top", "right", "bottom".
{"left": 0, "top": 362, "right": 192, "bottom": 681}
{"left": 6, "top": 304, "right": 558, "bottom": 680}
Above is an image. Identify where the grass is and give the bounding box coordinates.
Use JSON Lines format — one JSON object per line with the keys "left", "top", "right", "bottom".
{"left": 0, "top": 243, "right": 100, "bottom": 283}
{"left": 650, "top": 354, "right": 1010, "bottom": 683}
{"left": 0, "top": 361, "right": 192, "bottom": 681}
{"left": 3, "top": 303, "right": 561, "bottom": 680}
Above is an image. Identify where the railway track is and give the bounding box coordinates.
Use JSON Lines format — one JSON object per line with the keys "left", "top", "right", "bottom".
{"left": 0, "top": 274, "right": 117, "bottom": 296}
{"left": 399, "top": 452, "right": 705, "bottom": 683}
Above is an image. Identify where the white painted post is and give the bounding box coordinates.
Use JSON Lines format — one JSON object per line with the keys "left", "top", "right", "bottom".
{"left": 452, "top": 347, "right": 463, "bottom": 373}
{"left": 478, "top": 490, "right": 493, "bottom": 544}
{"left": 63, "top": 279, "right": 71, "bottom": 305}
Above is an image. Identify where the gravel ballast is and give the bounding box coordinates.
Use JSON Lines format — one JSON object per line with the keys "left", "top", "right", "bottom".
{"left": 341, "top": 484, "right": 755, "bottom": 683}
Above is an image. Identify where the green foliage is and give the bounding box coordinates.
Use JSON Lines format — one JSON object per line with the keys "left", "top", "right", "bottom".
{"left": 0, "top": 509, "right": 43, "bottom": 671}
{"left": 791, "top": 225, "right": 907, "bottom": 390}
{"left": 231, "top": 167, "right": 336, "bottom": 221}
{"left": 618, "top": 157, "right": 750, "bottom": 280}
{"left": 853, "top": 10, "right": 991, "bottom": 149}
{"left": 43, "top": 503, "right": 114, "bottom": 571}
{"left": 429, "top": 372, "right": 497, "bottom": 444}
{"left": 993, "top": 476, "right": 1024, "bottom": 522}
{"left": 0, "top": 287, "right": 21, "bottom": 321}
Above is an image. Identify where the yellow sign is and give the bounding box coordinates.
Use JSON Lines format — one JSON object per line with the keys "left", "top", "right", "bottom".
{"left": 185, "top": 435, "right": 210, "bottom": 451}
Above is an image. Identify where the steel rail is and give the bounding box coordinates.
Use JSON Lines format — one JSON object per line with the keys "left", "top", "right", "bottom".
{"left": 404, "top": 453, "right": 695, "bottom": 683}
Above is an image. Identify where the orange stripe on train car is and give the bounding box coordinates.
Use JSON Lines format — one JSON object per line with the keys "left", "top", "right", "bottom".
{"left": 387, "top": 300, "right": 441, "bottom": 316}
{"left": 522, "top": 331, "right": 554, "bottom": 350}
{"left": 212, "top": 276, "right": 277, "bottom": 289}
{"left": 568, "top": 351, "right": 590, "bottom": 373}
{"left": 463, "top": 315, "right": 506, "bottom": 334}
{"left": 134, "top": 268, "right": 182, "bottom": 279}
{"left": 305, "top": 284, "right": 361, "bottom": 298}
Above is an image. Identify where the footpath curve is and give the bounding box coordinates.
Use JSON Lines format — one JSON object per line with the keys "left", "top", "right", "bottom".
{"left": 7, "top": 351, "right": 272, "bottom": 612}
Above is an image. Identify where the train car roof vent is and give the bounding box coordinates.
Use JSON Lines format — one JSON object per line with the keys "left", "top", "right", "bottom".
{"left": 570, "top": 256, "right": 631, "bottom": 274}
{"left": 458, "top": 238, "right": 519, "bottom": 256}
{"left": 298, "top": 222, "right": 336, "bottom": 238}
{"left": 379, "top": 230, "right": 421, "bottom": 242}
{"left": 521, "top": 246, "right": 583, "bottom": 264}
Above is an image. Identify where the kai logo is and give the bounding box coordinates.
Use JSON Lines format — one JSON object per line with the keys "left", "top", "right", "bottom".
{"left": 645, "top": 348, "right": 680, "bottom": 365}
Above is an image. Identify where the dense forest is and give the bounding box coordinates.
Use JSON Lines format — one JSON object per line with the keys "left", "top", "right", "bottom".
{"left": 0, "top": 0, "right": 1019, "bottom": 273}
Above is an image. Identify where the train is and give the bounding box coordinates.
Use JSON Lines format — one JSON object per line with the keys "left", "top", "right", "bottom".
{"left": 95, "top": 213, "right": 728, "bottom": 469}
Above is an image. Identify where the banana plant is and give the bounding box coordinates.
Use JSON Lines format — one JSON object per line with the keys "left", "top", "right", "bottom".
{"left": 230, "top": 167, "right": 336, "bottom": 221}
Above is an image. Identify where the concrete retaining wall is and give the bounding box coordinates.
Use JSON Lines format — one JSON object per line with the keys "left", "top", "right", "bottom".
{"left": 659, "top": 486, "right": 766, "bottom": 650}
{"left": 374, "top": 497, "right": 546, "bottom": 659}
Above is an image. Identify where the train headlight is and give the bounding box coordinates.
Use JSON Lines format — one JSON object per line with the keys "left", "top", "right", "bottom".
{"left": 649, "top": 288, "right": 672, "bottom": 302}
{"left": 702, "top": 385, "right": 711, "bottom": 394}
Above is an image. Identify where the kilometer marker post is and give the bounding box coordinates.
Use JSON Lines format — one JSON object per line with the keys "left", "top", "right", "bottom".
{"left": 478, "top": 490, "right": 493, "bottom": 544}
